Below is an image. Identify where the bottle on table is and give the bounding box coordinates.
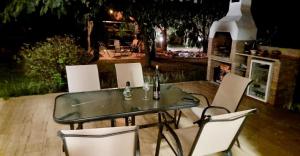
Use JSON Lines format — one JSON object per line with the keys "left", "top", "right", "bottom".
{"left": 153, "top": 65, "right": 160, "bottom": 100}
{"left": 123, "top": 81, "right": 132, "bottom": 100}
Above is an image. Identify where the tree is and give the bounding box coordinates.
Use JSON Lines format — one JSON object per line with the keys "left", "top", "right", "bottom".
{"left": 0, "top": 0, "right": 107, "bottom": 54}
{"left": 1, "top": 0, "right": 229, "bottom": 66}
{"left": 112, "top": 0, "right": 228, "bottom": 66}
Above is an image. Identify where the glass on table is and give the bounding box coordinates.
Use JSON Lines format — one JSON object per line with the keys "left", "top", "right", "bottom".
{"left": 143, "top": 82, "right": 150, "bottom": 100}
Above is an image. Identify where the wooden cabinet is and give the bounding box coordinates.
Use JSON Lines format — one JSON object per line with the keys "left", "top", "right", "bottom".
{"left": 207, "top": 45, "right": 300, "bottom": 108}
{"left": 232, "top": 49, "right": 282, "bottom": 105}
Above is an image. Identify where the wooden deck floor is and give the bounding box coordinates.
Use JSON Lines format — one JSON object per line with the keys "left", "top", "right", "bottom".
{"left": 0, "top": 81, "right": 299, "bottom": 156}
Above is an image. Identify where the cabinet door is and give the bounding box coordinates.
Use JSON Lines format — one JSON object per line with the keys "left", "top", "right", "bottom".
{"left": 247, "top": 59, "right": 273, "bottom": 102}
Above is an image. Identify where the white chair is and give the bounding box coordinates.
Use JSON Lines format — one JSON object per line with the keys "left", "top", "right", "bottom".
{"left": 155, "top": 109, "right": 257, "bottom": 156}
{"left": 192, "top": 73, "right": 252, "bottom": 116}
{"left": 65, "top": 64, "right": 102, "bottom": 129}
{"left": 115, "top": 63, "right": 144, "bottom": 88}
{"left": 115, "top": 63, "right": 144, "bottom": 126}
{"left": 58, "top": 126, "right": 140, "bottom": 156}
{"left": 178, "top": 73, "right": 252, "bottom": 128}
{"left": 66, "top": 64, "right": 101, "bottom": 93}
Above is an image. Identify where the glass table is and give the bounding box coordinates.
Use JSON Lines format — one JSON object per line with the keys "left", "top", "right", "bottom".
{"left": 53, "top": 84, "right": 199, "bottom": 129}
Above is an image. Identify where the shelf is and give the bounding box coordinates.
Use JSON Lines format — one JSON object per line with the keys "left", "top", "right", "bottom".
{"left": 235, "top": 53, "right": 250, "bottom": 57}
{"left": 235, "top": 53, "right": 278, "bottom": 61}
{"left": 210, "top": 55, "right": 231, "bottom": 64}
{"left": 208, "top": 44, "right": 297, "bottom": 106}
{"left": 234, "top": 69, "right": 246, "bottom": 77}
{"left": 235, "top": 66, "right": 246, "bottom": 72}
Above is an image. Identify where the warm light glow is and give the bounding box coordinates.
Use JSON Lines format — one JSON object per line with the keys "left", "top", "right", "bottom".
{"left": 159, "top": 36, "right": 163, "bottom": 42}
{"left": 109, "top": 9, "right": 113, "bottom": 14}
{"left": 198, "top": 36, "right": 202, "bottom": 42}
{"left": 129, "top": 16, "right": 135, "bottom": 21}
{"left": 114, "top": 11, "right": 123, "bottom": 21}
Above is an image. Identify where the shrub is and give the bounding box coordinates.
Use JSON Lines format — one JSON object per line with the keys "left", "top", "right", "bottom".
{"left": 0, "top": 76, "right": 47, "bottom": 99}
{"left": 19, "top": 35, "right": 88, "bottom": 93}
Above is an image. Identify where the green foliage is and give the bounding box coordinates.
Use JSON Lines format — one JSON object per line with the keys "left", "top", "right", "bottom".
{"left": 0, "top": 76, "right": 51, "bottom": 99}
{"left": 153, "top": 70, "right": 203, "bottom": 84}
{"left": 19, "top": 35, "right": 86, "bottom": 92}
{"left": 1, "top": 0, "right": 65, "bottom": 23}
{"left": 142, "top": 66, "right": 205, "bottom": 84}
{"left": 105, "top": 0, "right": 228, "bottom": 58}
{"left": 0, "top": 0, "right": 106, "bottom": 23}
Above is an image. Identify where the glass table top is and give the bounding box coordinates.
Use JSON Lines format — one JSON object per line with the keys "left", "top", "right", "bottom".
{"left": 53, "top": 84, "right": 199, "bottom": 124}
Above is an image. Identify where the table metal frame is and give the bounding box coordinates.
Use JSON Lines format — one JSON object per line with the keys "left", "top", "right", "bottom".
{"left": 53, "top": 84, "right": 199, "bottom": 129}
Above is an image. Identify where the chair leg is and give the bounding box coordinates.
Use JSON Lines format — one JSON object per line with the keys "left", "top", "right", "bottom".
{"left": 236, "top": 137, "right": 241, "bottom": 148}
{"left": 175, "top": 110, "right": 182, "bottom": 129}
{"left": 225, "top": 150, "right": 232, "bottom": 156}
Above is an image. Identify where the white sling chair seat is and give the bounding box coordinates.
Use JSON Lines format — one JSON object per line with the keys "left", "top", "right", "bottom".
{"left": 58, "top": 126, "right": 139, "bottom": 156}
{"left": 66, "top": 64, "right": 101, "bottom": 93}
{"left": 156, "top": 109, "right": 256, "bottom": 156}
{"left": 115, "top": 63, "right": 144, "bottom": 88}
{"left": 191, "top": 73, "right": 252, "bottom": 118}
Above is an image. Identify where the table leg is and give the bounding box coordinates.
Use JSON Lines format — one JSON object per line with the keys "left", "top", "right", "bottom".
{"left": 155, "top": 112, "right": 164, "bottom": 156}
{"left": 158, "top": 112, "right": 162, "bottom": 124}
{"left": 174, "top": 109, "right": 178, "bottom": 122}
{"left": 175, "top": 110, "right": 182, "bottom": 129}
{"left": 125, "top": 117, "right": 129, "bottom": 126}
{"left": 131, "top": 115, "right": 135, "bottom": 125}
{"left": 70, "top": 123, "right": 74, "bottom": 130}
{"left": 77, "top": 123, "right": 83, "bottom": 129}
{"left": 111, "top": 119, "right": 116, "bottom": 127}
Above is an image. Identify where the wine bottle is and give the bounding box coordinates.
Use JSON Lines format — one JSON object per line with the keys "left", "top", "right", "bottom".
{"left": 153, "top": 65, "right": 160, "bottom": 100}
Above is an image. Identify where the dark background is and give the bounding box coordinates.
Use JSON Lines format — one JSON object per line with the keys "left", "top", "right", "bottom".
{"left": 0, "top": 0, "right": 299, "bottom": 61}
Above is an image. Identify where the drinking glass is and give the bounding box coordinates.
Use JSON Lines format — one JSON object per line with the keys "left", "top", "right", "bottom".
{"left": 143, "top": 82, "right": 150, "bottom": 100}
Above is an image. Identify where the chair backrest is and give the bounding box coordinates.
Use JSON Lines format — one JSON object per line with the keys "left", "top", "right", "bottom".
{"left": 66, "top": 64, "right": 101, "bottom": 93}
{"left": 190, "top": 109, "right": 256, "bottom": 156}
{"left": 212, "top": 73, "right": 252, "bottom": 112}
{"left": 115, "top": 63, "right": 144, "bottom": 88}
{"left": 58, "top": 126, "right": 139, "bottom": 156}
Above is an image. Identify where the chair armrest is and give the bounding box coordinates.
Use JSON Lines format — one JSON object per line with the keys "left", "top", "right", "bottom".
{"left": 188, "top": 93, "right": 210, "bottom": 106}
{"left": 193, "top": 106, "right": 230, "bottom": 126}
{"left": 208, "top": 108, "right": 257, "bottom": 123}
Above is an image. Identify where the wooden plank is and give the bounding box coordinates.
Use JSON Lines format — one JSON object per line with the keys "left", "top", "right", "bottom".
{"left": 0, "top": 81, "right": 300, "bottom": 156}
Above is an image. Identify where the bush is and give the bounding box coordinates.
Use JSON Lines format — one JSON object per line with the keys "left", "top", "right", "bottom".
{"left": 19, "top": 35, "right": 88, "bottom": 93}
{"left": 0, "top": 76, "right": 47, "bottom": 99}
